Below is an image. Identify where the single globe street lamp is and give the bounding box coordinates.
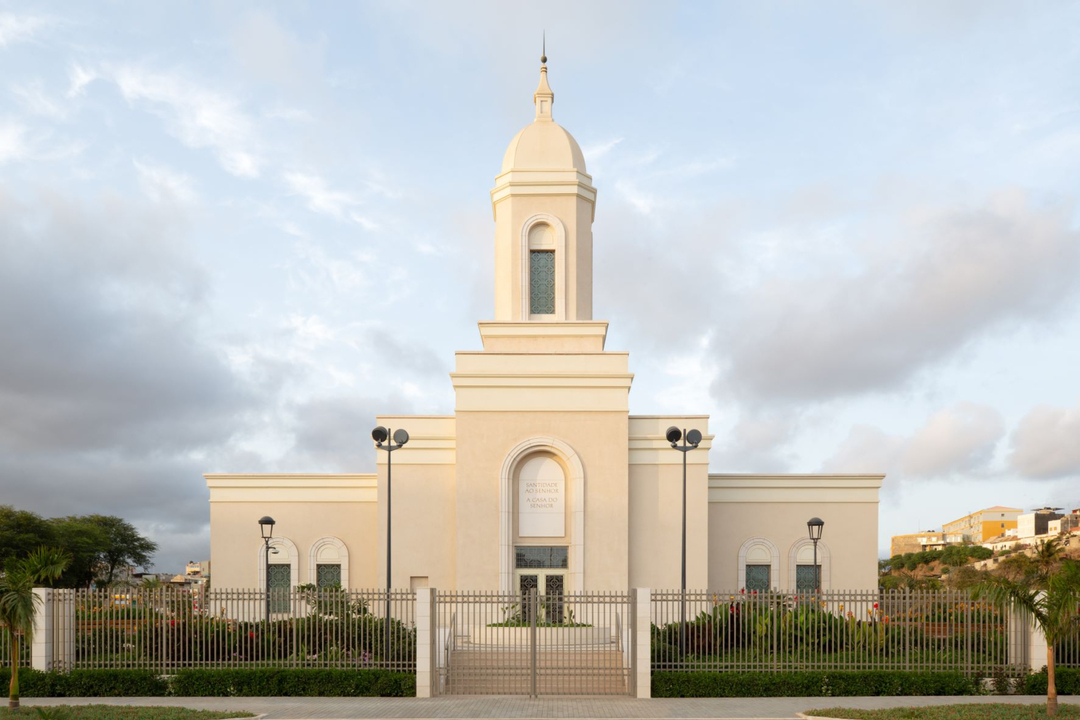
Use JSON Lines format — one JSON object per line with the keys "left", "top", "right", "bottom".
{"left": 666, "top": 426, "right": 702, "bottom": 658}
{"left": 807, "top": 517, "right": 825, "bottom": 593}
{"left": 258, "top": 516, "right": 278, "bottom": 621}
{"left": 372, "top": 426, "right": 409, "bottom": 662}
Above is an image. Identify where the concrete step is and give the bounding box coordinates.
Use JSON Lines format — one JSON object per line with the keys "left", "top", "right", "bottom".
{"left": 441, "top": 647, "right": 631, "bottom": 696}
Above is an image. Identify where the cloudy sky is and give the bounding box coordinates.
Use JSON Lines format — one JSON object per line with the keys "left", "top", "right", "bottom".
{"left": 2, "top": 1, "right": 1079, "bottom": 574}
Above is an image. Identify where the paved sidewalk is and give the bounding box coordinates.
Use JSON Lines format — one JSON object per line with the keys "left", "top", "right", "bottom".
{"left": 19, "top": 695, "right": 1080, "bottom": 719}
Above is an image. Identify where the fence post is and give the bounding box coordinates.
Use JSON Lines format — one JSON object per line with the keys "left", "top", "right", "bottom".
{"left": 1028, "top": 602, "right": 1048, "bottom": 673}
{"left": 633, "top": 587, "right": 651, "bottom": 699}
{"left": 415, "top": 588, "right": 432, "bottom": 698}
{"left": 31, "top": 588, "right": 52, "bottom": 671}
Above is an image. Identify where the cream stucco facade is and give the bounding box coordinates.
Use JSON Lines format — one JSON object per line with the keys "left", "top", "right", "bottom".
{"left": 205, "top": 58, "right": 884, "bottom": 595}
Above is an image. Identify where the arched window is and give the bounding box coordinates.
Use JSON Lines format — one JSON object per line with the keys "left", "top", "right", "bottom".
{"left": 737, "top": 537, "right": 780, "bottom": 592}
{"left": 308, "top": 536, "right": 350, "bottom": 588}
{"left": 789, "top": 539, "right": 831, "bottom": 592}
{"left": 255, "top": 537, "right": 298, "bottom": 614}
{"left": 528, "top": 222, "right": 556, "bottom": 315}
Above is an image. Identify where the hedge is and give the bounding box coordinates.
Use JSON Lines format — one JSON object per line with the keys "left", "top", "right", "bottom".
{"left": 1021, "top": 668, "right": 1080, "bottom": 695}
{"left": 0, "top": 668, "right": 168, "bottom": 697}
{"left": 171, "top": 668, "right": 414, "bottom": 697}
{"left": 652, "top": 670, "right": 980, "bottom": 697}
{"left": 0, "top": 668, "right": 412, "bottom": 697}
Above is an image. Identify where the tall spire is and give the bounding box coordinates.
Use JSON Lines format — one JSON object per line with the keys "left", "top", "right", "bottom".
{"left": 534, "top": 33, "right": 553, "bottom": 121}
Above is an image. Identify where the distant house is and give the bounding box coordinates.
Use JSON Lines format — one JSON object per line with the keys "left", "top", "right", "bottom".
{"left": 890, "top": 531, "right": 946, "bottom": 557}
{"left": 941, "top": 506, "right": 1022, "bottom": 544}
{"left": 1017, "top": 508, "right": 1065, "bottom": 540}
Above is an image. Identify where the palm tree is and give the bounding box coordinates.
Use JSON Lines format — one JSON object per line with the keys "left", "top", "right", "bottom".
{"left": 140, "top": 575, "right": 163, "bottom": 589}
{"left": 970, "top": 558, "right": 1080, "bottom": 717}
{"left": 1034, "top": 537, "right": 1065, "bottom": 574}
{"left": 0, "top": 547, "right": 71, "bottom": 709}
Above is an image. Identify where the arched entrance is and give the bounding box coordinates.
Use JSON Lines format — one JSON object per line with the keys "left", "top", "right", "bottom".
{"left": 498, "top": 437, "right": 584, "bottom": 594}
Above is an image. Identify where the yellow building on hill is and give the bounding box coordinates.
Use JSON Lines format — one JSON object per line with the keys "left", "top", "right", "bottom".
{"left": 941, "top": 506, "right": 1021, "bottom": 544}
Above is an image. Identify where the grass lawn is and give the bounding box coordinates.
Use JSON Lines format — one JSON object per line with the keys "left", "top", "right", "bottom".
{"left": 806, "top": 704, "right": 1080, "bottom": 719}
{"left": 0, "top": 707, "right": 255, "bottom": 719}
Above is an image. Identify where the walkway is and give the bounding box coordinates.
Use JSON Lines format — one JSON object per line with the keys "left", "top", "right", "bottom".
{"left": 20, "top": 695, "right": 1080, "bottom": 719}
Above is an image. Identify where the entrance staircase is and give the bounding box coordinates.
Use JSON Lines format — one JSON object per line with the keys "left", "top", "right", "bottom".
{"left": 440, "top": 626, "right": 630, "bottom": 695}
{"left": 443, "top": 645, "right": 629, "bottom": 695}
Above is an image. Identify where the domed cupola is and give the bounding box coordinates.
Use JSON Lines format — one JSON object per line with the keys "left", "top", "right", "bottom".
{"left": 500, "top": 56, "right": 588, "bottom": 173}
{"left": 490, "top": 51, "right": 598, "bottom": 324}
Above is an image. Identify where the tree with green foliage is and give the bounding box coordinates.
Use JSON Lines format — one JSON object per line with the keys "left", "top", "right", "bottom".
{"left": 970, "top": 558, "right": 1080, "bottom": 717}
{"left": 0, "top": 506, "right": 55, "bottom": 570}
{"left": 0, "top": 546, "right": 71, "bottom": 709}
{"left": 0, "top": 508, "right": 158, "bottom": 588}
{"left": 1034, "top": 537, "right": 1066, "bottom": 574}
{"left": 80, "top": 515, "right": 158, "bottom": 586}
{"left": 49, "top": 516, "right": 109, "bottom": 588}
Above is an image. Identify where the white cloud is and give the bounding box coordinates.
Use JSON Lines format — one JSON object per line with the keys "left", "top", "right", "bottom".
{"left": 133, "top": 160, "right": 198, "bottom": 205}
{"left": 902, "top": 403, "right": 1005, "bottom": 476}
{"left": 11, "top": 79, "right": 67, "bottom": 119}
{"left": 718, "top": 190, "right": 1080, "bottom": 404}
{"left": 1009, "top": 398, "right": 1080, "bottom": 479}
{"left": 0, "top": 12, "right": 50, "bottom": 47}
{"left": 821, "top": 424, "right": 906, "bottom": 475}
{"left": 112, "top": 65, "right": 263, "bottom": 177}
{"left": 0, "top": 119, "right": 29, "bottom": 164}
{"left": 67, "top": 64, "right": 99, "bottom": 98}
{"left": 823, "top": 403, "right": 1004, "bottom": 479}
{"left": 283, "top": 171, "right": 359, "bottom": 219}
{"left": 285, "top": 240, "right": 370, "bottom": 294}
{"left": 582, "top": 137, "right": 622, "bottom": 162}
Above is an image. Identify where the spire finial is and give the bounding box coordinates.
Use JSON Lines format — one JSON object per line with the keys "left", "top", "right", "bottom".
{"left": 534, "top": 34, "right": 553, "bottom": 121}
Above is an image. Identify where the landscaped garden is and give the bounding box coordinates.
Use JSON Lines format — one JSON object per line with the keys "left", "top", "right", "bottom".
{"left": 67, "top": 584, "right": 416, "bottom": 670}
{"left": 651, "top": 592, "right": 1014, "bottom": 672}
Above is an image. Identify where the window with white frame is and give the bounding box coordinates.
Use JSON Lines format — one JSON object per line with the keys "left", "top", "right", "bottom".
{"left": 309, "top": 537, "right": 348, "bottom": 589}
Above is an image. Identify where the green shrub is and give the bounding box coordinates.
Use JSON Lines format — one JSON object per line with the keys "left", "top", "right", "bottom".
{"left": 0, "top": 667, "right": 411, "bottom": 697}
{"left": 0, "top": 668, "right": 168, "bottom": 696}
{"left": 1021, "top": 667, "right": 1080, "bottom": 695}
{"left": 652, "top": 670, "right": 979, "bottom": 697}
{"left": 171, "top": 668, "right": 414, "bottom": 697}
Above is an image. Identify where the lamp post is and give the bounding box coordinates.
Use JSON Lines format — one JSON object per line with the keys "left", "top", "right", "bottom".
{"left": 372, "top": 425, "right": 409, "bottom": 662}
{"left": 807, "top": 517, "right": 825, "bottom": 593}
{"left": 666, "top": 425, "right": 702, "bottom": 658}
{"left": 258, "top": 516, "right": 277, "bottom": 622}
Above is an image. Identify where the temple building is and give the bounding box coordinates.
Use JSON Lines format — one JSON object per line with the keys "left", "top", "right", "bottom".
{"left": 205, "top": 57, "right": 884, "bottom": 595}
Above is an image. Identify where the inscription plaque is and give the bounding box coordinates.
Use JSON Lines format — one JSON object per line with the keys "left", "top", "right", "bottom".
{"left": 517, "top": 456, "right": 565, "bottom": 537}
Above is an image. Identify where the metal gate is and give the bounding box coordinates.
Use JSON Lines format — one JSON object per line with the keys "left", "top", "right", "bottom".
{"left": 434, "top": 589, "right": 634, "bottom": 696}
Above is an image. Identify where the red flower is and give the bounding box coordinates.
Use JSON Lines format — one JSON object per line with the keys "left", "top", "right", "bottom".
{"left": 873, "top": 602, "right": 879, "bottom": 609}
{"left": 249, "top": 631, "right": 255, "bottom": 639}
{"left": 169, "top": 620, "right": 175, "bottom": 626}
